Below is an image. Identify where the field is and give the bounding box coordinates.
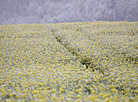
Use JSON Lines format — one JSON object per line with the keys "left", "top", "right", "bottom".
{"left": 0, "top": 21, "right": 138, "bottom": 102}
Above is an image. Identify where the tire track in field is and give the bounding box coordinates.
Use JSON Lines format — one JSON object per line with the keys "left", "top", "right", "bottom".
{"left": 51, "top": 29, "right": 104, "bottom": 74}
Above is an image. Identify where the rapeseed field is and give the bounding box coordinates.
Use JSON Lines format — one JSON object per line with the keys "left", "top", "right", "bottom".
{"left": 0, "top": 21, "right": 138, "bottom": 102}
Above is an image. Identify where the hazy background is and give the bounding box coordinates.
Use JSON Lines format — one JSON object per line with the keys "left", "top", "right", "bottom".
{"left": 0, "top": 0, "right": 138, "bottom": 24}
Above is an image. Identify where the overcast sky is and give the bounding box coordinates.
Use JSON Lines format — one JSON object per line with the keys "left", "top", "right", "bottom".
{"left": 0, "top": 0, "right": 138, "bottom": 24}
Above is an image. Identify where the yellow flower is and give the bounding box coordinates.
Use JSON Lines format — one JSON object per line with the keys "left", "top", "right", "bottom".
{"left": 32, "top": 90, "right": 39, "bottom": 94}
{"left": 88, "top": 95, "right": 98, "bottom": 101}
{"left": 104, "top": 98, "right": 112, "bottom": 102}
{"left": 75, "top": 99, "right": 83, "bottom": 102}
{"left": 37, "top": 94, "right": 44, "bottom": 99}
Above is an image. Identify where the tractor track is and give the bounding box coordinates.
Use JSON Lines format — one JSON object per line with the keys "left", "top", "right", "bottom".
{"left": 51, "top": 29, "right": 105, "bottom": 74}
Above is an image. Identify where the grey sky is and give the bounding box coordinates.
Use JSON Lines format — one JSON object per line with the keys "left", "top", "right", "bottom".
{"left": 0, "top": 0, "right": 138, "bottom": 24}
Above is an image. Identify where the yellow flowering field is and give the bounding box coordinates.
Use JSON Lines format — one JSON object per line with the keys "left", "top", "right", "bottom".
{"left": 0, "top": 21, "right": 138, "bottom": 102}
